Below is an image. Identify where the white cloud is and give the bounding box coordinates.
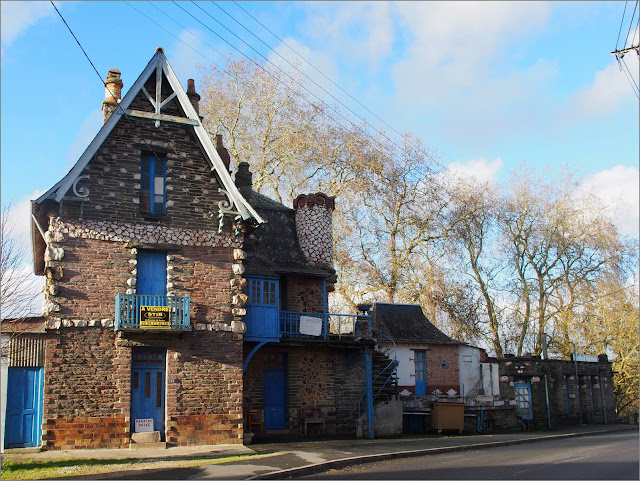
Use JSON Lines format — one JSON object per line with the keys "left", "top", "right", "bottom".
{"left": 568, "top": 57, "right": 638, "bottom": 118}
{"left": 2, "top": 191, "right": 47, "bottom": 318}
{"left": 1, "top": 1, "right": 55, "bottom": 50}
{"left": 391, "top": 2, "right": 551, "bottom": 102}
{"left": 580, "top": 165, "right": 640, "bottom": 238}
{"left": 168, "top": 28, "right": 210, "bottom": 85}
{"left": 301, "top": 2, "right": 394, "bottom": 69}
{"left": 447, "top": 157, "right": 504, "bottom": 184}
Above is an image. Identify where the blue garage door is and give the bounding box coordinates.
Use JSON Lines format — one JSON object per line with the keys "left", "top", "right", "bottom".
{"left": 5, "top": 367, "right": 43, "bottom": 448}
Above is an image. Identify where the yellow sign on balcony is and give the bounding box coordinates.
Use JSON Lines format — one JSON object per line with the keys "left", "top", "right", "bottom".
{"left": 140, "top": 305, "right": 170, "bottom": 329}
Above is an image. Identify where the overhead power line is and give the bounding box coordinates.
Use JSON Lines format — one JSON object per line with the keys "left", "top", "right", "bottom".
{"left": 229, "top": 0, "right": 411, "bottom": 149}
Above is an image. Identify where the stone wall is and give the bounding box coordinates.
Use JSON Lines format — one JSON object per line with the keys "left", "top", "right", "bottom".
{"left": 293, "top": 193, "right": 335, "bottom": 268}
{"left": 42, "top": 328, "right": 243, "bottom": 449}
{"left": 426, "top": 344, "right": 460, "bottom": 395}
{"left": 244, "top": 345, "right": 393, "bottom": 436}
{"left": 285, "top": 276, "right": 324, "bottom": 313}
{"left": 61, "top": 81, "right": 228, "bottom": 231}
{"left": 41, "top": 228, "right": 240, "bottom": 331}
{"left": 498, "top": 356, "right": 616, "bottom": 429}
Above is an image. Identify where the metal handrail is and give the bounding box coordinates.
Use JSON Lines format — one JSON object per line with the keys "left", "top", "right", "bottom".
{"left": 114, "top": 293, "right": 190, "bottom": 331}
{"left": 357, "top": 334, "right": 399, "bottom": 418}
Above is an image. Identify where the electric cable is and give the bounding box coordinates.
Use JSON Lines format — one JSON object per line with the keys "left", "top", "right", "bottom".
{"left": 616, "top": 2, "right": 628, "bottom": 50}
{"left": 624, "top": 1, "right": 638, "bottom": 48}
{"left": 222, "top": 1, "right": 412, "bottom": 151}
{"left": 50, "top": 2, "right": 191, "bottom": 191}
{"left": 172, "top": 1, "right": 434, "bottom": 172}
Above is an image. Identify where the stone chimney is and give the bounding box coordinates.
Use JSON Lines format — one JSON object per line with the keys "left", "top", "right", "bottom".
{"left": 186, "top": 79, "right": 201, "bottom": 116}
{"left": 235, "top": 161, "right": 252, "bottom": 192}
{"left": 215, "top": 134, "right": 231, "bottom": 172}
{"left": 293, "top": 193, "right": 336, "bottom": 269}
{"left": 102, "top": 69, "right": 123, "bottom": 124}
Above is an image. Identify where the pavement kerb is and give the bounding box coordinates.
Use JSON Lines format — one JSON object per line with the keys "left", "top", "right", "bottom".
{"left": 248, "top": 426, "right": 638, "bottom": 480}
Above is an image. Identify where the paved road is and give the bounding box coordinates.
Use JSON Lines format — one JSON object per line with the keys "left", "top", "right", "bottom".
{"left": 303, "top": 431, "right": 639, "bottom": 480}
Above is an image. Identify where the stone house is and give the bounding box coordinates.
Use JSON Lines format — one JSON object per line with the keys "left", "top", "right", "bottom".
{"left": 371, "top": 303, "right": 462, "bottom": 397}
{"left": 498, "top": 354, "right": 616, "bottom": 430}
{"left": 14, "top": 48, "right": 381, "bottom": 451}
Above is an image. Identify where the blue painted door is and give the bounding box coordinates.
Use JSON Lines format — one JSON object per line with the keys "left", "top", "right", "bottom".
{"left": 515, "top": 380, "right": 533, "bottom": 419}
{"left": 264, "top": 353, "right": 287, "bottom": 429}
{"left": 137, "top": 251, "right": 167, "bottom": 296}
{"left": 246, "top": 277, "right": 279, "bottom": 339}
{"left": 5, "top": 367, "right": 43, "bottom": 448}
{"left": 131, "top": 349, "right": 166, "bottom": 441}
{"left": 414, "top": 350, "right": 427, "bottom": 396}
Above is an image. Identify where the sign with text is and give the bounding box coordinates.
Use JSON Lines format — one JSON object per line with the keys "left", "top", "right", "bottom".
{"left": 134, "top": 418, "right": 154, "bottom": 432}
{"left": 140, "top": 305, "right": 170, "bottom": 329}
{"left": 299, "top": 315, "right": 323, "bottom": 336}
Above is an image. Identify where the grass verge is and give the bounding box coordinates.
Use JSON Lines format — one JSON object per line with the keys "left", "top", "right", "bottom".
{"left": 1, "top": 453, "right": 257, "bottom": 480}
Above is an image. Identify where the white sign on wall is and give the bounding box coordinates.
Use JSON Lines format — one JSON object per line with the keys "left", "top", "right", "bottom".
{"left": 134, "top": 418, "right": 154, "bottom": 433}
{"left": 299, "top": 316, "right": 323, "bottom": 336}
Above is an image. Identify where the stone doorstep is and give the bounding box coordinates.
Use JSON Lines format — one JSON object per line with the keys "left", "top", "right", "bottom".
{"left": 129, "top": 442, "right": 167, "bottom": 450}
{"left": 130, "top": 431, "right": 164, "bottom": 449}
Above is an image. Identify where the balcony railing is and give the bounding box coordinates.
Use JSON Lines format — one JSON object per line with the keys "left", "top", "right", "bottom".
{"left": 279, "top": 310, "right": 371, "bottom": 340}
{"left": 115, "top": 293, "right": 191, "bottom": 331}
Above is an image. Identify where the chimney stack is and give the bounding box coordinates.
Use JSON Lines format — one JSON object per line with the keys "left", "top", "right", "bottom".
{"left": 186, "top": 79, "right": 201, "bottom": 116}
{"left": 102, "top": 69, "right": 123, "bottom": 124}
{"left": 293, "top": 193, "right": 336, "bottom": 269}
{"left": 215, "top": 134, "right": 231, "bottom": 172}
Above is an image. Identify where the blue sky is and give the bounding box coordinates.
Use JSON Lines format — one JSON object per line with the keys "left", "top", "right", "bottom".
{"left": 1, "top": 1, "right": 639, "bottom": 285}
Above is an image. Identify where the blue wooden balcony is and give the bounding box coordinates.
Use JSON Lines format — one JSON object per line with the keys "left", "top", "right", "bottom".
{"left": 244, "top": 309, "right": 371, "bottom": 341}
{"left": 114, "top": 293, "right": 191, "bottom": 331}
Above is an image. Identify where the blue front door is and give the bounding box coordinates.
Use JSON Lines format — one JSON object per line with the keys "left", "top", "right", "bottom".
{"left": 414, "top": 350, "right": 427, "bottom": 396}
{"left": 131, "top": 349, "right": 166, "bottom": 441}
{"left": 5, "top": 367, "right": 43, "bottom": 448}
{"left": 515, "top": 380, "right": 533, "bottom": 420}
{"left": 264, "top": 353, "right": 287, "bottom": 429}
{"left": 137, "top": 251, "right": 167, "bottom": 296}
{"left": 246, "top": 277, "right": 279, "bottom": 339}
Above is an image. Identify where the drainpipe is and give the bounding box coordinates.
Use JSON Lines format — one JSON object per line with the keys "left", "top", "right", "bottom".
{"left": 598, "top": 372, "right": 607, "bottom": 425}
{"left": 322, "top": 278, "right": 327, "bottom": 340}
{"left": 543, "top": 373, "right": 551, "bottom": 429}
{"left": 574, "top": 353, "right": 583, "bottom": 424}
{"left": 364, "top": 349, "right": 374, "bottom": 439}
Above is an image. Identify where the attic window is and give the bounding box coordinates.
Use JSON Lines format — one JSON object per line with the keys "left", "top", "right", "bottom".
{"left": 140, "top": 152, "right": 166, "bottom": 215}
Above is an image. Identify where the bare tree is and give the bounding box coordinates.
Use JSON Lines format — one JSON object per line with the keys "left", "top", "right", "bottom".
{"left": 1, "top": 204, "right": 43, "bottom": 360}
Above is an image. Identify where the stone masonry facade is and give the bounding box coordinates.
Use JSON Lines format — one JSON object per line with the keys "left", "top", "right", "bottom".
{"left": 499, "top": 356, "right": 616, "bottom": 429}
{"left": 42, "top": 328, "right": 242, "bottom": 449}
{"left": 35, "top": 71, "right": 249, "bottom": 449}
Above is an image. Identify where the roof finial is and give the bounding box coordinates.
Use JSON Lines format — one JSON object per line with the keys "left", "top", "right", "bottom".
{"left": 156, "top": 46, "right": 164, "bottom": 53}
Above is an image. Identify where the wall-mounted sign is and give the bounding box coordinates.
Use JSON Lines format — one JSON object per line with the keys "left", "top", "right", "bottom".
{"left": 140, "top": 305, "right": 170, "bottom": 329}
{"left": 299, "top": 315, "right": 323, "bottom": 336}
{"left": 134, "top": 418, "right": 154, "bottom": 432}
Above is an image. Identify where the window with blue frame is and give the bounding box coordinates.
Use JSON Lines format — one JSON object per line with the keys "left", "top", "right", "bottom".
{"left": 140, "top": 153, "right": 166, "bottom": 215}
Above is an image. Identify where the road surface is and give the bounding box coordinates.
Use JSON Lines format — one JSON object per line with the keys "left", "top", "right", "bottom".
{"left": 303, "top": 431, "right": 639, "bottom": 480}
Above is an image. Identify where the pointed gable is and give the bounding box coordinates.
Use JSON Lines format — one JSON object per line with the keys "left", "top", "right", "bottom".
{"left": 31, "top": 48, "right": 263, "bottom": 274}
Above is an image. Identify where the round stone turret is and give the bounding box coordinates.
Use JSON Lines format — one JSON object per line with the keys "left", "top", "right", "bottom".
{"left": 293, "top": 193, "right": 336, "bottom": 268}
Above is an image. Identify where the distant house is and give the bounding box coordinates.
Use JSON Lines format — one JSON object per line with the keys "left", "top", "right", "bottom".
{"left": 370, "top": 303, "right": 462, "bottom": 397}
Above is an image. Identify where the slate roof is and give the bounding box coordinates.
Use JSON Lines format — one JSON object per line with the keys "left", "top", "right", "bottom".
{"left": 371, "top": 302, "right": 461, "bottom": 344}
{"left": 240, "top": 187, "right": 329, "bottom": 277}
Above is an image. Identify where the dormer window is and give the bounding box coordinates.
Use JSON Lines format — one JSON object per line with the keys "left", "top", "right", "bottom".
{"left": 140, "top": 152, "right": 166, "bottom": 215}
